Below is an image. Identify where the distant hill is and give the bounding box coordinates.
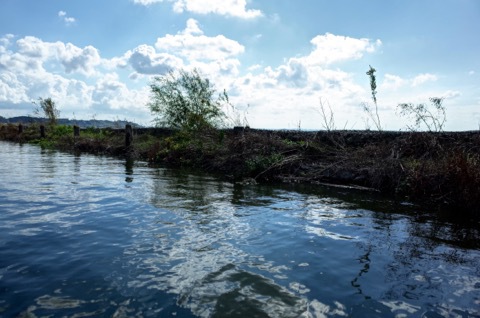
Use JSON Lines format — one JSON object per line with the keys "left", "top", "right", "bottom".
{"left": 0, "top": 116, "right": 143, "bottom": 129}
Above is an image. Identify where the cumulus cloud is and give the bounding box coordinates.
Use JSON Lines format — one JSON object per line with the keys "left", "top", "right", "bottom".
{"left": 412, "top": 73, "right": 437, "bottom": 86}
{"left": 0, "top": 34, "right": 150, "bottom": 121}
{"left": 133, "top": 0, "right": 262, "bottom": 18}
{"left": 1, "top": 36, "right": 100, "bottom": 77}
{"left": 220, "top": 33, "right": 382, "bottom": 128}
{"left": 155, "top": 19, "right": 244, "bottom": 61}
{"left": 56, "top": 43, "right": 101, "bottom": 76}
{"left": 126, "top": 45, "right": 183, "bottom": 75}
{"left": 93, "top": 73, "right": 148, "bottom": 110}
{"left": 265, "top": 58, "right": 309, "bottom": 88}
{"left": 0, "top": 72, "right": 29, "bottom": 103}
{"left": 248, "top": 33, "right": 380, "bottom": 92}
{"left": 0, "top": 34, "right": 14, "bottom": 53}
{"left": 115, "top": 19, "right": 243, "bottom": 78}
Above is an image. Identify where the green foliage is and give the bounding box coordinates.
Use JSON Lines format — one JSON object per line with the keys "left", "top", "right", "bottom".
{"left": 50, "top": 125, "right": 73, "bottom": 138}
{"left": 245, "top": 153, "right": 284, "bottom": 175}
{"left": 31, "top": 138, "right": 56, "bottom": 149}
{"left": 148, "top": 69, "right": 227, "bottom": 131}
{"left": 34, "top": 97, "right": 60, "bottom": 126}
{"left": 81, "top": 127, "right": 114, "bottom": 139}
{"left": 363, "top": 65, "right": 382, "bottom": 131}
{"left": 397, "top": 97, "right": 446, "bottom": 132}
{"left": 366, "top": 66, "right": 377, "bottom": 105}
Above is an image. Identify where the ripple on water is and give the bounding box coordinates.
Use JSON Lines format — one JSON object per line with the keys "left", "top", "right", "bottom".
{"left": 1, "top": 142, "right": 479, "bottom": 317}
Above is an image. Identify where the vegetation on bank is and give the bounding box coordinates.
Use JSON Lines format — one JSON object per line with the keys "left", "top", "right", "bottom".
{"left": 1, "top": 68, "right": 479, "bottom": 218}
{"left": 1, "top": 123, "right": 479, "bottom": 218}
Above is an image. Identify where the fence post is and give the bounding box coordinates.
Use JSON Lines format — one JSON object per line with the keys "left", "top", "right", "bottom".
{"left": 125, "top": 124, "right": 133, "bottom": 148}
{"left": 40, "top": 125, "right": 45, "bottom": 138}
{"left": 73, "top": 125, "right": 80, "bottom": 137}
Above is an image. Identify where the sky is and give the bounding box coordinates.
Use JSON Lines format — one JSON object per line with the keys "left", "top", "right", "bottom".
{"left": 0, "top": 0, "right": 479, "bottom": 130}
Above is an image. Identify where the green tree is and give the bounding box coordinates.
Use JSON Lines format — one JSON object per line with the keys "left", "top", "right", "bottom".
{"left": 148, "top": 69, "right": 227, "bottom": 131}
{"left": 34, "top": 97, "right": 60, "bottom": 126}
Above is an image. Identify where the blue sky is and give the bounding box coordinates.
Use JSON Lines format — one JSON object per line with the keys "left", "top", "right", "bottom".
{"left": 0, "top": 0, "right": 479, "bottom": 130}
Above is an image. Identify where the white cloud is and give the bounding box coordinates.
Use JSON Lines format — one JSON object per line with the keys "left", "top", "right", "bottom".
{"left": 117, "top": 19, "right": 243, "bottom": 78}
{"left": 306, "top": 33, "right": 381, "bottom": 66}
{"left": 55, "top": 43, "right": 101, "bottom": 77}
{"left": 0, "top": 34, "right": 14, "bottom": 53}
{"left": 412, "top": 73, "right": 437, "bottom": 87}
{"left": 221, "top": 33, "right": 381, "bottom": 129}
{"left": 265, "top": 58, "right": 309, "bottom": 88}
{"left": 247, "top": 64, "right": 262, "bottom": 72}
{"left": 93, "top": 73, "right": 149, "bottom": 112}
{"left": 441, "top": 90, "right": 461, "bottom": 99}
{"left": 0, "top": 35, "right": 150, "bottom": 121}
{"left": 183, "top": 18, "right": 203, "bottom": 35}
{"left": 0, "top": 72, "right": 29, "bottom": 103}
{"left": 132, "top": 0, "right": 164, "bottom": 5}
{"left": 3, "top": 36, "right": 100, "bottom": 77}
{"left": 126, "top": 44, "right": 183, "bottom": 75}
{"left": 58, "top": 11, "right": 76, "bottom": 25}
{"left": 155, "top": 19, "right": 244, "bottom": 62}
{"left": 380, "top": 74, "right": 406, "bottom": 91}
{"left": 133, "top": 0, "right": 262, "bottom": 18}
{"left": 243, "top": 33, "right": 380, "bottom": 93}
{"left": 172, "top": 0, "right": 262, "bottom": 18}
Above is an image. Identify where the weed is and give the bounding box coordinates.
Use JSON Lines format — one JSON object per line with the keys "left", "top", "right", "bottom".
{"left": 397, "top": 97, "right": 446, "bottom": 132}
{"left": 363, "top": 65, "right": 382, "bottom": 131}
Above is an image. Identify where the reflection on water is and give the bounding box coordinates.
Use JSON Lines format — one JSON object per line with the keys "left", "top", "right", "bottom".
{"left": 0, "top": 141, "right": 479, "bottom": 317}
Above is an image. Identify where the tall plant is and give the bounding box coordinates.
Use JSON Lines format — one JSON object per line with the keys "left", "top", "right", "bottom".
{"left": 34, "top": 97, "right": 60, "bottom": 126}
{"left": 363, "top": 65, "right": 382, "bottom": 131}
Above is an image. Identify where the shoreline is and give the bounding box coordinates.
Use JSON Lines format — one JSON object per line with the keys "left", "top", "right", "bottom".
{"left": 1, "top": 123, "right": 479, "bottom": 219}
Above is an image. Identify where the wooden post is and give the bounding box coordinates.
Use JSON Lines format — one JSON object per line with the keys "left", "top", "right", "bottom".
{"left": 125, "top": 124, "right": 133, "bottom": 148}
{"left": 73, "top": 125, "right": 80, "bottom": 137}
{"left": 18, "top": 124, "right": 23, "bottom": 134}
{"left": 40, "top": 125, "right": 45, "bottom": 138}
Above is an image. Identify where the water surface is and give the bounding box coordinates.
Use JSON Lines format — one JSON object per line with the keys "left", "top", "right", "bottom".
{"left": 0, "top": 141, "right": 479, "bottom": 317}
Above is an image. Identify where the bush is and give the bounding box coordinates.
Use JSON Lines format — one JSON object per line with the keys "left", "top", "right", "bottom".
{"left": 148, "top": 69, "right": 227, "bottom": 131}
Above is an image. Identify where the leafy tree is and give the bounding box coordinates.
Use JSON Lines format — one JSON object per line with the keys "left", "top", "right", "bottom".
{"left": 34, "top": 97, "right": 60, "bottom": 126}
{"left": 148, "top": 69, "right": 227, "bottom": 131}
{"left": 397, "top": 97, "right": 446, "bottom": 132}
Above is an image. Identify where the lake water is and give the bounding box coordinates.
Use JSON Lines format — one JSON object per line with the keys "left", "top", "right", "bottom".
{"left": 0, "top": 140, "right": 479, "bottom": 317}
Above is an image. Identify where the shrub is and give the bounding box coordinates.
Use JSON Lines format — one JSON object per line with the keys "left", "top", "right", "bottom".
{"left": 148, "top": 69, "right": 227, "bottom": 131}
